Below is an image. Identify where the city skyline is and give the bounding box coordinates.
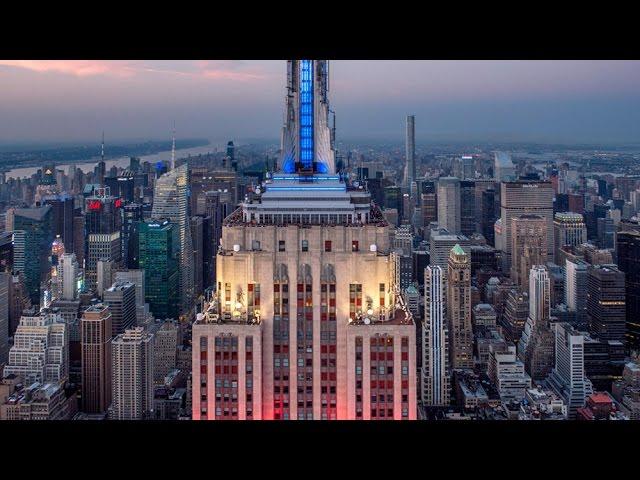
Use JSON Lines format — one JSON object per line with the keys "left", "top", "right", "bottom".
{"left": 2, "top": 60, "right": 640, "bottom": 144}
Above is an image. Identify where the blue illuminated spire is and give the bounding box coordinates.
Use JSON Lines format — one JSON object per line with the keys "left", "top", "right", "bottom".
{"left": 279, "top": 60, "right": 335, "bottom": 175}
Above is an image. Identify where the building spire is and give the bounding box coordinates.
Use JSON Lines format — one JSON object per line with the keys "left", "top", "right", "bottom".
{"left": 101, "top": 131, "right": 105, "bottom": 162}
{"left": 171, "top": 122, "right": 176, "bottom": 170}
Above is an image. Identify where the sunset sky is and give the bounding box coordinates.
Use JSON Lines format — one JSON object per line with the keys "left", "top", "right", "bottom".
{"left": 1, "top": 60, "right": 639, "bottom": 145}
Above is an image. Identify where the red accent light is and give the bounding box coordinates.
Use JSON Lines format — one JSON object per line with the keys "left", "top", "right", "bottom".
{"left": 114, "top": 199, "right": 123, "bottom": 208}
{"left": 88, "top": 200, "right": 102, "bottom": 211}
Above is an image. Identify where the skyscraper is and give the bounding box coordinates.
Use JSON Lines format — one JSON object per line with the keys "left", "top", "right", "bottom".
{"left": 518, "top": 266, "right": 555, "bottom": 381}
{"left": 10, "top": 205, "right": 54, "bottom": 304}
{"left": 447, "top": 244, "right": 473, "bottom": 370}
{"left": 420, "top": 181, "right": 437, "bottom": 227}
{"left": 85, "top": 190, "right": 122, "bottom": 292}
{"left": 616, "top": 224, "right": 640, "bottom": 349}
{"left": 437, "top": 177, "right": 461, "bottom": 234}
{"left": 554, "top": 212, "right": 587, "bottom": 263}
{"left": 111, "top": 327, "right": 154, "bottom": 420}
{"left": 280, "top": 60, "right": 335, "bottom": 174}
{"left": 586, "top": 265, "right": 626, "bottom": 343}
{"left": 151, "top": 164, "right": 194, "bottom": 315}
{"left": 103, "top": 281, "right": 137, "bottom": 337}
{"left": 494, "top": 152, "right": 515, "bottom": 182}
{"left": 58, "top": 253, "right": 82, "bottom": 301}
{"left": 0, "top": 273, "right": 8, "bottom": 366}
{"left": 138, "top": 219, "right": 179, "bottom": 320}
{"left": 81, "top": 304, "right": 112, "bottom": 414}
{"left": 460, "top": 180, "right": 476, "bottom": 237}
{"left": 548, "top": 323, "right": 593, "bottom": 418}
{"left": 422, "top": 265, "right": 450, "bottom": 406}
{"left": 404, "top": 115, "right": 416, "bottom": 189}
{"left": 500, "top": 180, "right": 555, "bottom": 271}
{"left": 192, "top": 60, "right": 416, "bottom": 421}
{"left": 565, "top": 257, "right": 589, "bottom": 323}
{"left": 510, "top": 214, "right": 548, "bottom": 291}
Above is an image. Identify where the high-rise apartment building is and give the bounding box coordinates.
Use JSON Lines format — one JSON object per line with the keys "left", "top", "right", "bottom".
{"left": 510, "top": 214, "right": 548, "bottom": 290}
{"left": 565, "top": 257, "right": 589, "bottom": 323}
{"left": 111, "top": 327, "right": 154, "bottom": 420}
{"left": 81, "top": 304, "right": 112, "bottom": 414}
{"left": 404, "top": 115, "right": 416, "bottom": 190}
{"left": 152, "top": 163, "right": 194, "bottom": 315}
{"left": 447, "top": 245, "right": 473, "bottom": 370}
{"left": 437, "top": 177, "right": 460, "bottom": 234}
{"left": 3, "top": 308, "right": 68, "bottom": 384}
{"left": 500, "top": 180, "right": 555, "bottom": 271}
{"left": 422, "top": 265, "right": 450, "bottom": 406}
{"left": 192, "top": 60, "right": 416, "bottom": 421}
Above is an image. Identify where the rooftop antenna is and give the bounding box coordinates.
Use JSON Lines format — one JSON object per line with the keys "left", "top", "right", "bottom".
{"left": 101, "top": 132, "right": 105, "bottom": 163}
{"left": 171, "top": 122, "right": 176, "bottom": 170}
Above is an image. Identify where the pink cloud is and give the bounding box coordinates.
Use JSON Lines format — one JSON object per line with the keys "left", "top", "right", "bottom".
{"left": 0, "top": 60, "right": 137, "bottom": 77}
{"left": 0, "top": 59, "right": 268, "bottom": 82}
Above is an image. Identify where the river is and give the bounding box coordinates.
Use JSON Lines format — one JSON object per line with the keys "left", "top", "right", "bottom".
{"left": 4, "top": 141, "right": 229, "bottom": 180}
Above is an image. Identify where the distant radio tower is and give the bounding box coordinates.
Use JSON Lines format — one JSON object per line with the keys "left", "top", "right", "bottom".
{"left": 171, "top": 123, "right": 176, "bottom": 170}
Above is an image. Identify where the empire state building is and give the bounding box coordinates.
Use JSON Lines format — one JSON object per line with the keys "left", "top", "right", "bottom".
{"left": 192, "top": 60, "right": 417, "bottom": 420}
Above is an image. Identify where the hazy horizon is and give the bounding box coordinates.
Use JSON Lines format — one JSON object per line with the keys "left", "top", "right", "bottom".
{"left": 1, "top": 60, "right": 640, "bottom": 145}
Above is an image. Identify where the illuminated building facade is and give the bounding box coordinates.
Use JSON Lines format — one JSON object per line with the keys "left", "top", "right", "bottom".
{"left": 192, "top": 60, "right": 416, "bottom": 420}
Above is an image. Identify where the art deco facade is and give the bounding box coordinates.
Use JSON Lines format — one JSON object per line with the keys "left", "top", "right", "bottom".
{"left": 447, "top": 245, "right": 473, "bottom": 370}
{"left": 192, "top": 60, "right": 416, "bottom": 420}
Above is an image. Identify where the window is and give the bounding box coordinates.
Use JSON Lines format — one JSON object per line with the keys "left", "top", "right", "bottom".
{"left": 279, "top": 240, "right": 286, "bottom": 252}
{"left": 301, "top": 240, "right": 308, "bottom": 252}
{"left": 324, "top": 240, "right": 332, "bottom": 252}
{"left": 352, "top": 240, "right": 359, "bottom": 252}
{"left": 252, "top": 240, "right": 261, "bottom": 250}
